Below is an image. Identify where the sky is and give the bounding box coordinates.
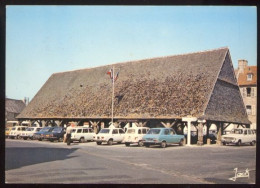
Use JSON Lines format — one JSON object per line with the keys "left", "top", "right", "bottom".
{"left": 6, "top": 6, "right": 257, "bottom": 101}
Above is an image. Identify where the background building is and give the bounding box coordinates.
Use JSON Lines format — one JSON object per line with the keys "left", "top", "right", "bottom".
{"left": 5, "top": 98, "right": 27, "bottom": 127}
{"left": 235, "top": 60, "right": 257, "bottom": 129}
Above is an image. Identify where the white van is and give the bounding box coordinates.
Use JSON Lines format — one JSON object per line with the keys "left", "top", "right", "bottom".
{"left": 71, "top": 127, "right": 96, "bottom": 143}
{"left": 9, "top": 126, "right": 28, "bottom": 139}
{"left": 123, "top": 127, "right": 150, "bottom": 146}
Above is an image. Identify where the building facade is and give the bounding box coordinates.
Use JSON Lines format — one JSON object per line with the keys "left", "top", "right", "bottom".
{"left": 235, "top": 60, "right": 257, "bottom": 129}
{"left": 5, "top": 98, "right": 26, "bottom": 127}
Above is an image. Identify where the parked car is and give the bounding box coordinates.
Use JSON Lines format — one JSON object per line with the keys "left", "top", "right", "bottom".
{"left": 33, "top": 127, "right": 54, "bottom": 141}
{"left": 221, "top": 128, "right": 256, "bottom": 146}
{"left": 123, "top": 127, "right": 150, "bottom": 147}
{"left": 142, "top": 128, "right": 185, "bottom": 148}
{"left": 95, "top": 128, "right": 125, "bottom": 145}
{"left": 20, "top": 127, "right": 42, "bottom": 140}
{"left": 9, "top": 126, "right": 28, "bottom": 139}
{"left": 44, "top": 127, "right": 66, "bottom": 142}
{"left": 71, "top": 127, "right": 96, "bottom": 143}
{"left": 5, "top": 127, "right": 13, "bottom": 138}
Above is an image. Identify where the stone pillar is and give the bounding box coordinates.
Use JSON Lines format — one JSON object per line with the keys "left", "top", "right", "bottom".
{"left": 206, "top": 122, "right": 210, "bottom": 145}
{"left": 197, "top": 121, "right": 204, "bottom": 146}
{"left": 216, "top": 122, "right": 222, "bottom": 145}
{"left": 182, "top": 117, "right": 197, "bottom": 146}
{"left": 41, "top": 120, "right": 46, "bottom": 127}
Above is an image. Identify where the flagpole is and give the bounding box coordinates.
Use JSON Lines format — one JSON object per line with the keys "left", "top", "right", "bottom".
{"left": 111, "top": 66, "right": 114, "bottom": 125}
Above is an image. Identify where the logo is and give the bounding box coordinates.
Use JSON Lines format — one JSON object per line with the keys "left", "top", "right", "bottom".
{"left": 229, "top": 168, "right": 250, "bottom": 181}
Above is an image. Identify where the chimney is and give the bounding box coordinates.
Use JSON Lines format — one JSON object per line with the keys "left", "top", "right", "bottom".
{"left": 238, "top": 59, "right": 248, "bottom": 74}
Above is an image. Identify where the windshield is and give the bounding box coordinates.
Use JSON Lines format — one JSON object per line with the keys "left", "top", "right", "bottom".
{"left": 127, "top": 129, "right": 135, "bottom": 134}
{"left": 147, "top": 129, "right": 161, "bottom": 134}
{"left": 71, "top": 129, "right": 76, "bottom": 133}
{"left": 25, "top": 128, "right": 33, "bottom": 131}
{"left": 99, "top": 129, "right": 110, "bottom": 134}
{"left": 231, "top": 129, "right": 243, "bottom": 134}
{"left": 52, "top": 127, "right": 62, "bottom": 133}
{"left": 40, "top": 127, "right": 52, "bottom": 132}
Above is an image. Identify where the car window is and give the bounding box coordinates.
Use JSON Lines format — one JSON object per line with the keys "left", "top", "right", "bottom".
{"left": 244, "top": 130, "right": 247, "bottom": 135}
{"left": 99, "top": 129, "right": 110, "bottom": 134}
{"left": 83, "top": 129, "right": 88, "bottom": 133}
{"left": 112, "top": 129, "right": 118, "bottom": 134}
{"left": 119, "top": 129, "right": 125, "bottom": 134}
{"left": 37, "top": 128, "right": 42, "bottom": 131}
{"left": 164, "top": 129, "right": 170, "bottom": 135}
{"left": 147, "top": 129, "right": 161, "bottom": 134}
{"left": 52, "top": 127, "right": 62, "bottom": 133}
{"left": 169, "top": 129, "right": 175, "bottom": 135}
{"left": 142, "top": 129, "right": 148, "bottom": 134}
{"left": 138, "top": 129, "right": 141, "bottom": 134}
{"left": 12, "top": 127, "right": 16, "bottom": 130}
{"left": 89, "top": 129, "right": 94, "bottom": 133}
{"left": 77, "top": 129, "right": 82, "bottom": 133}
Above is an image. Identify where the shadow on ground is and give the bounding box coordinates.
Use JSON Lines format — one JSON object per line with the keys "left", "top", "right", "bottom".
{"left": 5, "top": 147, "right": 78, "bottom": 170}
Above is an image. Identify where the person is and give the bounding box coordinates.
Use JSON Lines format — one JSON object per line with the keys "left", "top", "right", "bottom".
{"left": 66, "top": 124, "right": 73, "bottom": 145}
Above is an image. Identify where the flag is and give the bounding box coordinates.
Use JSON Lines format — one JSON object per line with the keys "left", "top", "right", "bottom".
{"left": 107, "top": 68, "right": 119, "bottom": 82}
{"left": 114, "top": 71, "right": 119, "bottom": 82}
{"left": 107, "top": 69, "right": 113, "bottom": 79}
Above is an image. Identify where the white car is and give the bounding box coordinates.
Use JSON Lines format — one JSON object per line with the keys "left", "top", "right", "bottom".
{"left": 123, "top": 127, "right": 150, "bottom": 147}
{"left": 95, "top": 128, "right": 125, "bottom": 145}
{"left": 9, "top": 126, "right": 28, "bottom": 139}
{"left": 221, "top": 128, "right": 256, "bottom": 146}
{"left": 71, "top": 127, "right": 96, "bottom": 143}
{"left": 20, "top": 127, "right": 42, "bottom": 140}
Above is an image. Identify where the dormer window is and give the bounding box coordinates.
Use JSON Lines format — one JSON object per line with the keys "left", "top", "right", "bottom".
{"left": 247, "top": 73, "right": 253, "bottom": 81}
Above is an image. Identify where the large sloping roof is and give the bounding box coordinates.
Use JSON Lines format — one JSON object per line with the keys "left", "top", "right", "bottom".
{"left": 18, "top": 47, "right": 250, "bottom": 124}
{"left": 6, "top": 98, "right": 26, "bottom": 113}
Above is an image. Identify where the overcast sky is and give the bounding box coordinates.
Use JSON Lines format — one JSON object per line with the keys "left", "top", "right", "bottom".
{"left": 6, "top": 6, "right": 257, "bottom": 101}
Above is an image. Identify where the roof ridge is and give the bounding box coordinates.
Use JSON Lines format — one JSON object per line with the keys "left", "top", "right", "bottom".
{"left": 54, "top": 47, "right": 229, "bottom": 75}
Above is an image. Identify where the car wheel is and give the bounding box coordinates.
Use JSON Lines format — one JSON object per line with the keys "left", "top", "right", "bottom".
{"left": 79, "top": 137, "right": 85, "bottom": 143}
{"left": 96, "top": 142, "right": 102, "bottom": 145}
{"left": 107, "top": 139, "right": 113, "bottom": 145}
{"left": 125, "top": 143, "right": 130, "bottom": 147}
{"left": 179, "top": 139, "right": 184, "bottom": 146}
{"left": 58, "top": 137, "right": 63, "bottom": 142}
{"left": 236, "top": 140, "right": 241, "bottom": 146}
{"left": 38, "top": 138, "right": 42, "bottom": 141}
{"left": 50, "top": 139, "right": 54, "bottom": 142}
{"left": 161, "top": 141, "right": 167, "bottom": 148}
{"left": 144, "top": 144, "right": 150, "bottom": 148}
{"left": 250, "top": 141, "right": 256, "bottom": 146}
{"left": 223, "top": 142, "right": 226, "bottom": 146}
{"left": 23, "top": 138, "right": 27, "bottom": 140}
{"left": 138, "top": 141, "right": 144, "bottom": 147}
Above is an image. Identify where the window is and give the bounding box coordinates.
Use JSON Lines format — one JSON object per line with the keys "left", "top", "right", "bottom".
{"left": 246, "top": 88, "right": 251, "bottom": 97}
{"left": 77, "top": 129, "right": 82, "bottom": 133}
{"left": 247, "top": 73, "right": 253, "bottom": 81}
{"left": 119, "top": 129, "right": 124, "bottom": 134}
{"left": 246, "top": 105, "right": 252, "bottom": 115}
{"left": 83, "top": 129, "right": 88, "bottom": 133}
{"left": 142, "top": 129, "right": 148, "bottom": 134}
{"left": 138, "top": 129, "right": 141, "bottom": 134}
{"left": 112, "top": 129, "right": 118, "bottom": 134}
{"left": 164, "top": 129, "right": 170, "bottom": 135}
{"left": 169, "top": 129, "right": 175, "bottom": 135}
{"left": 89, "top": 129, "right": 93, "bottom": 133}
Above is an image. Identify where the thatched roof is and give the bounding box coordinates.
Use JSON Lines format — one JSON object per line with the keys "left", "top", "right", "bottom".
{"left": 18, "top": 47, "right": 250, "bottom": 124}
